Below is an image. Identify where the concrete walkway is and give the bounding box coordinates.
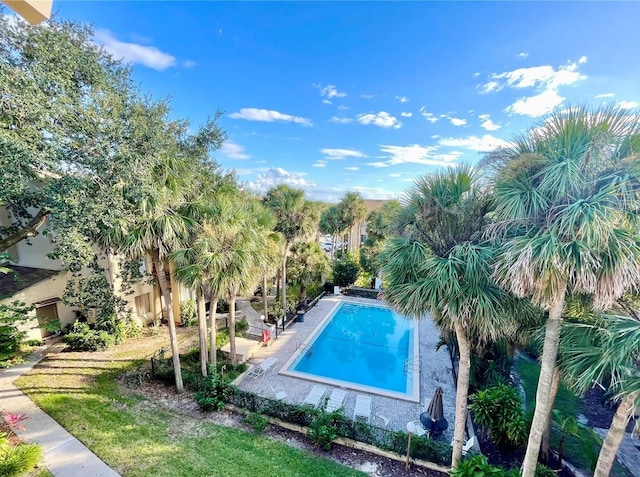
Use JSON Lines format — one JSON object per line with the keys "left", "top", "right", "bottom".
{"left": 0, "top": 345, "right": 121, "bottom": 477}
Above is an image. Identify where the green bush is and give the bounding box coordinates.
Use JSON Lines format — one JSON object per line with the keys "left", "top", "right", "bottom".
{"left": 267, "top": 297, "right": 297, "bottom": 319}
{"left": 242, "top": 412, "right": 269, "bottom": 434}
{"left": 450, "top": 454, "right": 519, "bottom": 477}
{"left": 63, "top": 321, "right": 114, "bottom": 351}
{"left": 332, "top": 254, "right": 361, "bottom": 287}
{"left": 308, "top": 409, "right": 341, "bottom": 450}
{"left": 469, "top": 384, "right": 528, "bottom": 448}
{"left": 94, "top": 313, "right": 141, "bottom": 344}
{"left": 0, "top": 301, "right": 31, "bottom": 363}
{"left": 180, "top": 299, "right": 197, "bottom": 327}
{"left": 0, "top": 441, "right": 43, "bottom": 477}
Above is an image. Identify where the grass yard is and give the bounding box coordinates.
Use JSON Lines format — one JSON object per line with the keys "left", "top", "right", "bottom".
{"left": 515, "top": 358, "right": 632, "bottom": 477}
{"left": 14, "top": 331, "right": 364, "bottom": 477}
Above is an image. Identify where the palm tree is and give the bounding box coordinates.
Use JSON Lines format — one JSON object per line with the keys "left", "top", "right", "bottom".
{"left": 380, "top": 166, "right": 527, "bottom": 468}
{"left": 263, "top": 185, "right": 317, "bottom": 317}
{"left": 486, "top": 105, "right": 640, "bottom": 477}
{"left": 319, "top": 205, "right": 343, "bottom": 259}
{"left": 217, "top": 199, "right": 274, "bottom": 365}
{"left": 338, "top": 192, "right": 367, "bottom": 253}
{"left": 287, "top": 241, "right": 330, "bottom": 304}
{"left": 559, "top": 311, "right": 640, "bottom": 476}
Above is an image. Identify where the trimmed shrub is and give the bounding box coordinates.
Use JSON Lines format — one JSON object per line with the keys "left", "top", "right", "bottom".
{"left": 242, "top": 412, "right": 268, "bottom": 434}
{"left": 63, "top": 322, "right": 114, "bottom": 351}
{"left": 332, "top": 255, "right": 361, "bottom": 287}
{"left": 469, "top": 383, "right": 528, "bottom": 448}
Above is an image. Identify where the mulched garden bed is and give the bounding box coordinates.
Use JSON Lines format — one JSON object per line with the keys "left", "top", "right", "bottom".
{"left": 124, "top": 378, "right": 447, "bottom": 477}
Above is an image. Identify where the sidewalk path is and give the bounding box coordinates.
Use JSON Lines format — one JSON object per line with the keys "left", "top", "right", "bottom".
{"left": 0, "top": 344, "right": 121, "bottom": 477}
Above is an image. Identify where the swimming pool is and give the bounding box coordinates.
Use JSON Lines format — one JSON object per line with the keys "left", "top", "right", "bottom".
{"left": 280, "top": 300, "right": 420, "bottom": 402}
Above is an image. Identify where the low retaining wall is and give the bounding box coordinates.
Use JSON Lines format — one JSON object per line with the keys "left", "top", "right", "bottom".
{"left": 226, "top": 403, "right": 451, "bottom": 475}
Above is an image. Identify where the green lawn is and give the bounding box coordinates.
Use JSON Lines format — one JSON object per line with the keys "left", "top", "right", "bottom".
{"left": 14, "top": 338, "right": 364, "bottom": 477}
{"left": 515, "top": 358, "right": 632, "bottom": 477}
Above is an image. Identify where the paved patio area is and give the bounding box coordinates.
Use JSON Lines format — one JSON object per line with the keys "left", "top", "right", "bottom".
{"left": 235, "top": 295, "right": 456, "bottom": 441}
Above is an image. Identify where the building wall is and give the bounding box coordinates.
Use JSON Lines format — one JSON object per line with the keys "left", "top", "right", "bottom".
{"left": 4, "top": 271, "right": 77, "bottom": 341}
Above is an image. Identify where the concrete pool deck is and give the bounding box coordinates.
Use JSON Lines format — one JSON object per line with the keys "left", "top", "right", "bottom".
{"left": 235, "top": 295, "right": 456, "bottom": 440}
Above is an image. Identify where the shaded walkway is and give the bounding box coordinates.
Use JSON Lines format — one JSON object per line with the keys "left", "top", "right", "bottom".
{"left": 0, "top": 344, "right": 120, "bottom": 477}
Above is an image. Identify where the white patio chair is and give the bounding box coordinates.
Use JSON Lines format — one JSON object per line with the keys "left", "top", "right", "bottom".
{"left": 352, "top": 394, "right": 372, "bottom": 423}
{"left": 409, "top": 420, "right": 428, "bottom": 437}
{"left": 373, "top": 412, "right": 391, "bottom": 428}
{"left": 270, "top": 385, "right": 287, "bottom": 401}
{"left": 303, "top": 384, "right": 327, "bottom": 408}
{"left": 325, "top": 388, "right": 347, "bottom": 413}
{"left": 247, "top": 357, "right": 278, "bottom": 379}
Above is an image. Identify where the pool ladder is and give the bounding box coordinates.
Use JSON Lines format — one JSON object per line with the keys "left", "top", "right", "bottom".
{"left": 403, "top": 357, "right": 420, "bottom": 377}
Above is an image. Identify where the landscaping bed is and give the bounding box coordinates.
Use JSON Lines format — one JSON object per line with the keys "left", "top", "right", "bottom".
{"left": 14, "top": 330, "right": 446, "bottom": 477}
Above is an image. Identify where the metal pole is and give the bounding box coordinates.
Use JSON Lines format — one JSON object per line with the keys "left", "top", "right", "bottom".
{"left": 405, "top": 432, "right": 412, "bottom": 470}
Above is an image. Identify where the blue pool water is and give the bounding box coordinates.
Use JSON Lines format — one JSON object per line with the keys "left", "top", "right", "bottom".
{"left": 289, "top": 302, "right": 415, "bottom": 395}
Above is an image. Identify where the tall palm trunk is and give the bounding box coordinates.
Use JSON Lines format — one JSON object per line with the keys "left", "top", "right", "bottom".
{"left": 263, "top": 276, "right": 269, "bottom": 321}
{"left": 281, "top": 242, "right": 291, "bottom": 316}
{"left": 541, "top": 367, "right": 561, "bottom": 464}
{"left": 331, "top": 234, "right": 336, "bottom": 259}
{"left": 522, "top": 288, "right": 567, "bottom": 477}
{"left": 451, "top": 320, "right": 471, "bottom": 469}
{"left": 594, "top": 392, "right": 637, "bottom": 477}
{"left": 228, "top": 293, "right": 238, "bottom": 366}
{"left": 209, "top": 299, "right": 218, "bottom": 368}
{"left": 196, "top": 287, "right": 207, "bottom": 377}
{"left": 152, "top": 252, "right": 184, "bottom": 393}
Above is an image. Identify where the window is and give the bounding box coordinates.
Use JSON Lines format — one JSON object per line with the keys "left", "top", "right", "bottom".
{"left": 135, "top": 293, "right": 152, "bottom": 319}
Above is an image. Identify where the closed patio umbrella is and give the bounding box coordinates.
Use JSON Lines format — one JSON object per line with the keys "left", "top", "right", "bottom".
{"left": 427, "top": 386, "right": 444, "bottom": 421}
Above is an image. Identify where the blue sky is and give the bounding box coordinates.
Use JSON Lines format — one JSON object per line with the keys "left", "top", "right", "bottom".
{"left": 28, "top": 2, "right": 640, "bottom": 201}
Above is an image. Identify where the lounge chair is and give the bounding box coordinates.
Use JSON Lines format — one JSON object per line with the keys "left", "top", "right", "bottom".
{"left": 409, "top": 420, "right": 428, "bottom": 436}
{"left": 270, "top": 385, "right": 287, "bottom": 401}
{"left": 303, "top": 385, "right": 327, "bottom": 408}
{"left": 451, "top": 435, "right": 477, "bottom": 455}
{"left": 247, "top": 357, "right": 278, "bottom": 379}
{"left": 352, "top": 394, "right": 372, "bottom": 423}
{"left": 373, "top": 412, "right": 391, "bottom": 428}
{"left": 325, "top": 388, "right": 347, "bottom": 413}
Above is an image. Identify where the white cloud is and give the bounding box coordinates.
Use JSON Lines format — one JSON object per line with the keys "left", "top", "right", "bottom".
{"left": 401, "top": 112, "right": 413, "bottom": 117}
{"left": 330, "top": 116, "right": 353, "bottom": 124}
{"left": 183, "top": 60, "right": 197, "bottom": 68}
{"left": 366, "top": 144, "right": 461, "bottom": 168}
{"left": 312, "top": 162, "right": 326, "bottom": 168}
{"left": 578, "top": 56, "right": 588, "bottom": 64}
{"left": 247, "top": 168, "right": 316, "bottom": 194}
{"left": 389, "top": 173, "right": 401, "bottom": 178}
{"left": 472, "top": 72, "right": 481, "bottom": 78}
{"left": 229, "top": 108, "right": 312, "bottom": 126}
{"left": 450, "top": 117, "right": 467, "bottom": 126}
{"left": 419, "top": 106, "right": 438, "bottom": 123}
{"left": 322, "top": 99, "right": 332, "bottom": 105}
{"left": 220, "top": 140, "right": 250, "bottom": 160}
{"left": 618, "top": 101, "right": 639, "bottom": 109}
{"left": 480, "top": 59, "right": 587, "bottom": 117}
{"left": 396, "top": 95, "right": 409, "bottom": 103}
{"left": 595, "top": 93, "right": 615, "bottom": 99}
{"left": 439, "top": 134, "right": 510, "bottom": 152}
{"left": 361, "top": 94, "right": 375, "bottom": 99}
{"left": 507, "top": 89, "right": 565, "bottom": 117}
{"left": 337, "top": 105, "right": 350, "bottom": 111}
{"left": 345, "top": 166, "right": 359, "bottom": 171}
{"left": 314, "top": 84, "right": 346, "bottom": 99}
{"left": 94, "top": 29, "right": 176, "bottom": 71}
{"left": 321, "top": 148, "right": 366, "bottom": 160}
{"left": 478, "top": 114, "right": 501, "bottom": 131}
{"left": 356, "top": 111, "right": 402, "bottom": 129}
{"left": 516, "top": 52, "right": 529, "bottom": 59}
